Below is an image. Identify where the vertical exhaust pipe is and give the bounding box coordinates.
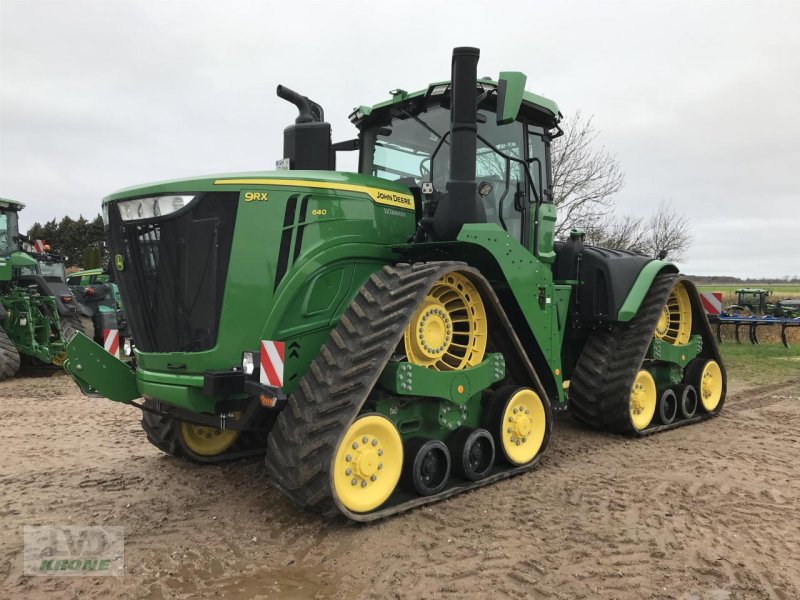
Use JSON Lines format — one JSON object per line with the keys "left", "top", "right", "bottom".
{"left": 431, "top": 46, "right": 486, "bottom": 240}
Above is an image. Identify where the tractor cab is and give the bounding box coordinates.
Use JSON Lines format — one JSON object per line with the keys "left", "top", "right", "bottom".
{"left": 350, "top": 78, "right": 561, "bottom": 253}
{"left": 0, "top": 199, "right": 23, "bottom": 259}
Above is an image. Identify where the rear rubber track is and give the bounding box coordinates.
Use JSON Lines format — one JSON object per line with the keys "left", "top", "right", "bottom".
{"left": 569, "top": 273, "right": 724, "bottom": 435}
{"left": 265, "top": 261, "right": 550, "bottom": 522}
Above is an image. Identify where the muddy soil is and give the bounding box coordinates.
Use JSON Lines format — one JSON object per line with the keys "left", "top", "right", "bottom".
{"left": 1, "top": 370, "right": 798, "bottom": 599}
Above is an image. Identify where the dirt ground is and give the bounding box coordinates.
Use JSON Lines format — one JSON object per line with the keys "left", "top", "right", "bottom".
{"left": 1, "top": 370, "right": 798, "bottom": 600}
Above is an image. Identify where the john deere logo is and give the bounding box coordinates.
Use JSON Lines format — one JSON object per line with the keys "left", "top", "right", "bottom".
{"left": 114, "top": 255, "right": 124, "bottom": 271}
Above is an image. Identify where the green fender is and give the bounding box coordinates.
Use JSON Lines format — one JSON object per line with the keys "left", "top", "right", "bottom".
{"left": 617, "top": 260, "right": 679, "bottom": 321}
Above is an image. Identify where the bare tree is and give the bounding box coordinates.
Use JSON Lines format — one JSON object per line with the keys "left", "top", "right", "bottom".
{"left": 644, "top": 200, "right": 693, "bottom": 261}
{"left": 581, "top": 201, "right": 693, "bottom": 260}
{"left": 551, "top": 111, "right": 625, "bottom": 237}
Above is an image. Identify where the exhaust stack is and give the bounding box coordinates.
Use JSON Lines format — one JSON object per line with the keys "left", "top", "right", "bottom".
{"left": 276, "top": 85, "right": 334, "bottom": 170}
{"left": 431, "top": 46, "right": 486, "bottom": 240}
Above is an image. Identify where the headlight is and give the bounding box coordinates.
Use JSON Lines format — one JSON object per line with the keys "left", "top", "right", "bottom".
{"left": 123, "top": 338, "right": 133, "bottom": 356}
{"left": 242, "top": 351, "right": 256, "bottom": 376}
{"left": 117, "top": 195, "right": 195, "bottom": 221}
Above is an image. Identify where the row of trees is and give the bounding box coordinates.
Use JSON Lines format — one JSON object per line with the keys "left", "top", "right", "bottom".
{"left": 26, "top": 215, "right": 105, "bottom": 269}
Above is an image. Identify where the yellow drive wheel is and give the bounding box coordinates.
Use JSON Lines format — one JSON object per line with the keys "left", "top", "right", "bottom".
{"left": 404, "top": 272, "right": 487, "bottom": 371}
{"left": 179, "top": 422, "right": 240, "bottom": 457}
{"left": 629, "top": 370, "right": 657, "bottom": 431}
{"left": 654, "top": 281, "right": 692, "bottom": 345}
{"left": 697, "top": 359, "right": 723, "bottom": 412}
{"left": 486, "top": 387, "right": 547, "bottom": 466}
{"left": 332, "top": 414, "right": 403, "bottom": 514}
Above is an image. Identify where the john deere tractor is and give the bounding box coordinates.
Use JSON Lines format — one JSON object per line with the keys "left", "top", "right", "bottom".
{"left": 0, "top": 198, "right": 87, "bottom": 379}
{"left": 64, "top": 48, "right": 725, "bottom": 521}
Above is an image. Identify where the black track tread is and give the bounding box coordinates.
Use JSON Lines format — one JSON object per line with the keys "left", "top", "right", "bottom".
{"left": 0, "top": 326, "right": 21, "bottom": 381}
{"left": 139, "top": 399, "right": 264, "bottom": 463}
{"left": 569, "top": 274, "right": 726, "bottom": 435}
{"left": 140, "top": 398, "right": 183, "bottom": 457}
{"left": 265, "top": 262, "right": 450, "bottom": 518}
{"left": 569, "top": 273, "right": 679, "bottom": 434}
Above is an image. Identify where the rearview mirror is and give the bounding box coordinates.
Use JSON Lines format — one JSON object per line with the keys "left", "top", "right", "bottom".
{"left": 496, "top": 71, "right": 527, "bottom": 125}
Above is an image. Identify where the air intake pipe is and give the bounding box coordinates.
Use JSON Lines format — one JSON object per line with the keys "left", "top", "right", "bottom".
{"left": 431, "top": 46, "right": 486, "bottom": 240}
{"left": 276, "top": 85, "right": 334, "bottom": 170}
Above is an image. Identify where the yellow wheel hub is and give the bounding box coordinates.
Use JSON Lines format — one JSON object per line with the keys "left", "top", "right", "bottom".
{"left": 629, "top": 370, "right": 657, "bottom": 431}
{"left": 404, "top": 272, "right": 487, "bottom": 371}
{"left": 179, "top": 421, "right": 240, "bottom": 456}
{"left": 500, "top": 389, "right": 546, "bottom": 466}
{"left": 332, "top": 414, "right": 403, "bottom": 513}
{"left": 654, "top": 282, "right": 692, "bottom": 345}
{"left": 699, "top": 360, "right": 723, "bottom": 411}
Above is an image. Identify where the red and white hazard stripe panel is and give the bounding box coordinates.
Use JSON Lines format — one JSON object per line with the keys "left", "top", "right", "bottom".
{"left": 103, "top": 329, "right": 120, "bottom": 357}
{"left": 33, "top": 239, "right": 45, "bottom": 253}
{"left": 260, "top": 340, "right": 285, "bottom": 387}
{"left": 700, "top": 292, "right": 723, "bottom": 315}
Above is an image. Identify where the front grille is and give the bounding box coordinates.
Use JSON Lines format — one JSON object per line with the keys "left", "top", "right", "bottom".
{"left": 107, "top": 192, "right": 238, "bottom": 353}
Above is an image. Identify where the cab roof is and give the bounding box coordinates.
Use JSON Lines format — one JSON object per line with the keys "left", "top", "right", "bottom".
{"left": 349, "top": 79, "right": 561, "bottom": 128}
{"left": 0, "top": 197, "right": 25, "bottom": 209}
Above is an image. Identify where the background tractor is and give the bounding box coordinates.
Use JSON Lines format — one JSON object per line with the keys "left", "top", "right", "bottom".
{"left": 64, "top": 48, "right": 725, "bottom": 521}
{"left": 724, "top": 288, "right": 800, "bottom": 318}
{"left": 0, "top": 198, "right": 88, "bottom": 378}
{"left": 67, "top": 267, "right": 130, "bottom": 354}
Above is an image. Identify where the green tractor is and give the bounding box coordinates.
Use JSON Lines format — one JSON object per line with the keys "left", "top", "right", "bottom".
{"left": 0, "top": 198, "right": 87, "bottom": 378}
{"left": 725, "top": 288, "right": 800, "bottom": 318}
{"left": 64, "top": 48, "right": 725, "bottom": 521}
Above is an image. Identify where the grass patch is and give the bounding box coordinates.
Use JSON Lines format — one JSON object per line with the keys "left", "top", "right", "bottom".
{"left": 719, "top": 343, "right": 800, "bottom": 385}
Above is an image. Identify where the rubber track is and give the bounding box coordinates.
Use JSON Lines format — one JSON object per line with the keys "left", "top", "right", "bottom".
{"left": 0, "top": 326, "right": 21, "bottom": 381}
{"left": 139, "top": 399, "right": 266, "bottom": 463}
{"left": 60, "top": 315, "right": 85, "bottom": 344}
{"left": 265, "top": 261, "right": 551, "bottom": 522}
{"left": 569, "top": 274, "right": 726, "bottom": 435}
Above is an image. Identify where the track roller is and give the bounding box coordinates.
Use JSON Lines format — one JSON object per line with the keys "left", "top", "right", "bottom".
{"left": 657, "top": 388, "right": 677, "bottom": 425}
{"left": 448, "top": 427, "right": 495, "bottom": 481}
{"left": 401, "top": 438, "right": 451, "bottom": 496}
{"left": 675, "top": 384, "right": 698, "bottom": 419}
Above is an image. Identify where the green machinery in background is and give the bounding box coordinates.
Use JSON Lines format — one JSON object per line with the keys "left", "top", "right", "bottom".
{"left": 0, "top": 198, "right": 87, "bottom": 379}
{"left": 725, "top": 288, "right": 800, "bottom": 318}
{"left": 64, "top": 48, "right": 726, "bottom": 521}
{"left": 67, "top": 267, "right": 131, "bottom": 354}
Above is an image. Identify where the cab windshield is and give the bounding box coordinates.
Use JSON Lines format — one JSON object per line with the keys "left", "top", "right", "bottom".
{"left": 360, "top": 105, "right": 545, "bottom": 242}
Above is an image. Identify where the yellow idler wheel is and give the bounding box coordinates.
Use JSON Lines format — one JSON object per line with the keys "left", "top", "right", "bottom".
{"left": 332, "top": 414, "right": 403, "bottom": 514}
{"left": 697, "top": 359, "right": 723, "bottom": 412}
{"left": 629, "top": 370, "right": 657, "bottom": 431}
{"left": 654, "top": 281, "right": 692, "bottom": 345}
{"left": 179, "top": 422, "right": 240, "bottom": 457}
{"left": 404, "top": 272, "right": 487, "bottom": 371}
{"left": 486, "top": 387, "right": 548, "bottom": 466}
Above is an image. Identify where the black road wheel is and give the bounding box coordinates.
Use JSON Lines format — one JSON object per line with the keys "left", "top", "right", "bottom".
{"left": 675, "top": 384, "right": 698, "bottom": 419}
{"left": 657, "top": 388, "right": 677, "bottom": 425}
{"left": 401, "top": 438, "right": 451, "bottom": 496}
{"left": 0, "top": 327, "right": 21, "bottom": 381}
{"left": 448, "top": 427, "right": 495, "bottom": 481}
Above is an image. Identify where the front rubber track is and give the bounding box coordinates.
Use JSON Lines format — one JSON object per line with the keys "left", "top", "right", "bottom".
{"left": 265, "top": 262, "right": 553, "bottom": 522}
{"left": 568, "top": 273, "right": 726, "bottom": 435}
{"left": 139, "top": 399, "right": 266, "bottom": 464}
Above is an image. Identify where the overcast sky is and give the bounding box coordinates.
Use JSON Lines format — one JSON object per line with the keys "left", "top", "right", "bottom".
{"left": 1, "top": 0, "right": 798, "bottom": 277}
